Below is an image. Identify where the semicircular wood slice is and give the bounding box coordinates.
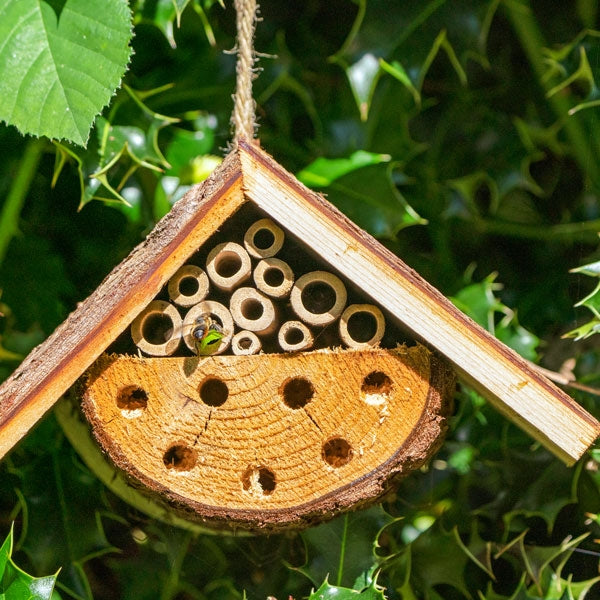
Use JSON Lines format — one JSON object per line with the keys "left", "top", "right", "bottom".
{"left": 82, "top": 345, "right": 454, "bottom": 531}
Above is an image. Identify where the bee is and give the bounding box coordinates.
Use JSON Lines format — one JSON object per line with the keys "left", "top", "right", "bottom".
{"left": 192, "top": 313, "right": 225, "bottom": 355}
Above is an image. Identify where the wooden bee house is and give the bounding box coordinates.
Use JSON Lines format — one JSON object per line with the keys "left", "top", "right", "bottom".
{"left": 0, "top": 140, "right": 598, "bottom": 531}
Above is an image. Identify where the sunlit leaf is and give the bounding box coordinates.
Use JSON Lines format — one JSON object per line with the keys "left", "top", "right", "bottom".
{"left": 297, "top": 151, "right": 391, "bottom": 187}
{"left": 301, "top": 160, "right": 426, "bottom": 239}
{"left": 0, "top": 0, "right": 132, "bottom": 145}
{"left": 0, "top": 525, "right": 60, "bottom": 600}
{"left": 308, "top": 579, "right": 387, "bottom": 600}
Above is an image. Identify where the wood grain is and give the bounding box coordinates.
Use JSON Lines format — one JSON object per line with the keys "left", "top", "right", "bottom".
{"left": 82, "top": 346, "right": 454, "bottom": 530}
{"left": 0, "top": 152, "right": 245, "bottom": 458}
{"left": 238, "top": 140, "right": 600, "bottom": 464}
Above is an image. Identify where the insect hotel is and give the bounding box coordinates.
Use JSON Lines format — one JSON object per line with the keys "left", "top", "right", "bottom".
{"left": 0, "top": 140, "right": 598, "bottom": 531}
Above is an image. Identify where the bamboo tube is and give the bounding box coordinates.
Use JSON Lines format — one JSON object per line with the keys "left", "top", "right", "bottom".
{"left": 278, "top": 320, "right": 314, "bottom": 352}
{"left": 290, "top": 271, "right": 347, "bottom": 326}
{"left": 131, "top": 300, "right": 182, "bottom": 357}
{"left": 339, "top": 304, "right": 385, "bottom": 349}
{"left": 182, "top": 301, "right": 234, "bottom": 355}
{"left": 230, "top": 287, "right": 278, "bottom": 336}
{"left": 167, "top": 264, "right": 210, "bottom": 307}
{"left": 253, "top": 258, "right": 294, "bottom": 299}
{"left": 231, "top": 330, "right": 262, "bottom": 355}
{"left": 206, "top": 242, "right": 252, "bottom": 292}
{"left": 244, "top": 218, "right": 284, "bottom": 259}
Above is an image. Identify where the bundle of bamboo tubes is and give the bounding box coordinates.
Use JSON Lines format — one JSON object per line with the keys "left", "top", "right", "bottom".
{"left": 130, "top": 217, "right": 387, "bottom": 357}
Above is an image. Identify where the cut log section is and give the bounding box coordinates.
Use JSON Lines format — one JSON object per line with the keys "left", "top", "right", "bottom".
{"left": 82, "top": 345, "right": 455, "bottom": 530}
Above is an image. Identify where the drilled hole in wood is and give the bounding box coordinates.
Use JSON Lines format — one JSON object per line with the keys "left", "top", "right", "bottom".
{"left": 362, "top": 371, "right": 392, "bottom": 394}
{"left": 253, "top": 228, "right": 275, "bottom": 250}
{"left": 263, "top": 266, "right": 284, "bottom": 287}
{"left": 198, "top": 377, "right": 229, "bottom": 407}
{"left": 178, "top": 276, "right": 200, "bottom": 296}
{"left": 142, "top": 313, "right": 174, "bottom": 345}
{"left": 242, "top": 466, "right": 276, "bottom": 495}
{"left": 163, "top": 444, "right": 197, "bottom": 472}
{"left": 361, "top": 371, "right": 392, "bottom": 405}
{"left": 280, "top": 376, "right": 314, "bottom": 409}
{"left": 347, "top": 311, "right": 377, "bottom": 343}
{"left": 116, "top": 385, "right": 148, "bottom": 412}
{"left": 301, "top": 282, "right": 337, "bottom": 314}
{"left": 322, "top": 437, "right": 353, "bottom": 468}
{"left": 215, "top": 252, "right": 242, "bottom": 278}
{"left": 241, "top": 298, "right": 264, "bottom": 321}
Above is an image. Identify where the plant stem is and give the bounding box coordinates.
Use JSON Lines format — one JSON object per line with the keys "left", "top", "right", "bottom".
{"left": 0, "top": 138, "right": 45, "bottom": 265}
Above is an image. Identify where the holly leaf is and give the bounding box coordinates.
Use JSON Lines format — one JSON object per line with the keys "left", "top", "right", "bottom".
{"left": 0, "top": 525, "right": 60, "bottom": 600}
{"left": 298, "top": 506, "right": 395, "bottom": 589}
{"left": 451, "top": 273, "right": 539, "bottom": 360}
{"left": 308, "top": 579, "right": 387, "bottom": 599}
{"left": 297, "top": 151, "right": 391, "bottom": 187}
{"left": 331, "top": 0, "right": 499, "bottom": 117}
{"left": 301, "top": 160, "right": 426, "bottom": 239}
{"left": 53, "top": 85, "right": 177, "bottom": 209}
{"left": 544, "top": 30, "right": 600, "bottom": 115}
{"left": 0, "top": 0, "right": 132, "bottom": 146}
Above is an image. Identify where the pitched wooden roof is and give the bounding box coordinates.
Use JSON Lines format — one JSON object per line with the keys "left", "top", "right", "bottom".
{"left": 0, "top": 140, "right": 598, "bottom": 464}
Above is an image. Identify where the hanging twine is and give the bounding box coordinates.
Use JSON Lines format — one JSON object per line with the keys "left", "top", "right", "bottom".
{"left": 232, "top": 0, "right": 258, "bottom": 145}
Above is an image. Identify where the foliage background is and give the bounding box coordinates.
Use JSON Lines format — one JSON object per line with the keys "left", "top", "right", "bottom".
{"left": 2, "top": 0, "right": 600, "bottom": 598}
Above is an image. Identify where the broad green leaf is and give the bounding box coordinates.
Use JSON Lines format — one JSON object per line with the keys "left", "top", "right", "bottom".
{"left": 0, "top": 0, "right": 133, "bottom": 146}
{"left": 297, "top": 151, "right": 391, "bottom": 187}
{"left": 0, "top": 525, "right": 60, "bottom": 600}
{"left": 301, "top": 161, "right": 425, "bottom": 239}
{"left": 309, "top": 580, "right": 387, "bottom": 599}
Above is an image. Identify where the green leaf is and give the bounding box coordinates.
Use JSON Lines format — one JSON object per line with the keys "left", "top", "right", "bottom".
{"left": 543, "top": 30, "right": 600, "bottom": 114}
{"left": 0, "top": 0, "right": 133, "bottom": 146}
{"left": 298, "top": 507, "right": 395, "bottom": 588}
{"left": 331, "top": 0, "right": 498, "bottom": 117}
{"left": 451, "top": 274, "right": 539, "bottom": 360}
{"left": 10, "top": 418, "right": 117, "bottom": 598}
{"left": 54, "top": 85, "right": 177, "bottom": 209}
{"left": 0, "top": 525, "right": 59, "bottom": 600}
{"left": 301, "top": 160, "right": 426, "bottom": 239}
{"left": 297, "top": 151, "right": 391, "bottom": 187}
{"left": 308, "top": 580, "right": 386, "bottom": 600}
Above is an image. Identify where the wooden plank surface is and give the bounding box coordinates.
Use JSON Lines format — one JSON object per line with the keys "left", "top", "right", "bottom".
{"left": 238, "top": 140, "right": 600, "bottom": 464}
{"left": 0, "top": 152, "right": 246, "bottom": 459}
